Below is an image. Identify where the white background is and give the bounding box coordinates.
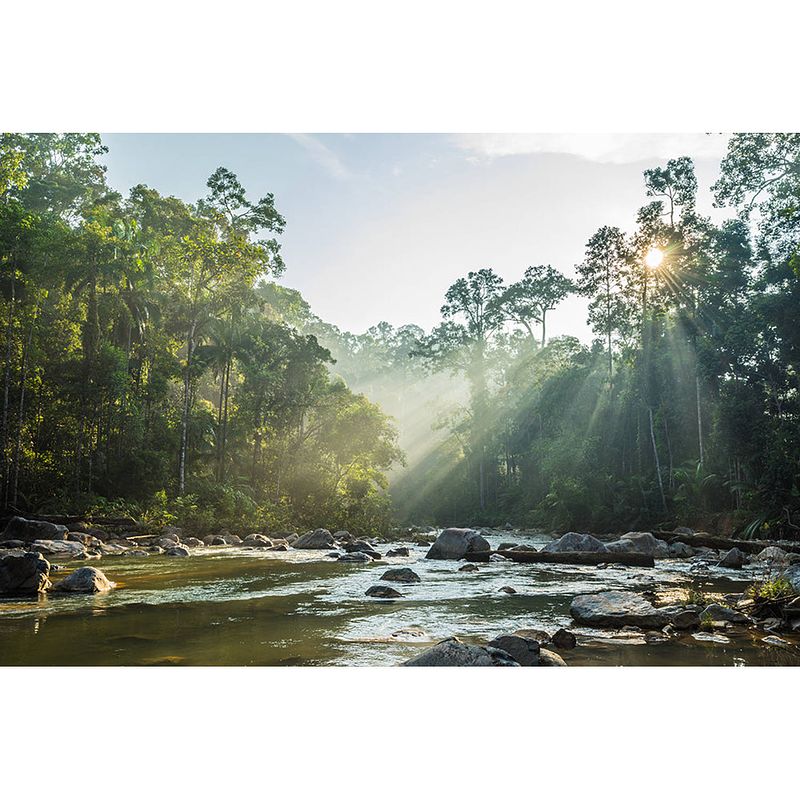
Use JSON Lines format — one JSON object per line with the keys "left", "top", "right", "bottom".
{"left": 2, "top": 1, "right": 798, "bottom": 797}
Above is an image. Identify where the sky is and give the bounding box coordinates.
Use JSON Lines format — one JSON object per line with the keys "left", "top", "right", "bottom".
{"left": 101, "top": 133, "right": 733, "bottom": 340}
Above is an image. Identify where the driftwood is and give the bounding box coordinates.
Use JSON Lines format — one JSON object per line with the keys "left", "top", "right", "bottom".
{"left": 464, "top": 549, "right": 655, "bottom": 567}
{"left": 664, "top": 532, "right": 800, "bottom": 556}
{"left": 2, "top": 511, "right": 140, "bottom": 528}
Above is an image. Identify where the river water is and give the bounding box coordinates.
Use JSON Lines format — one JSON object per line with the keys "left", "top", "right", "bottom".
{"left": 1, "top": 530, "right": 798, "bottom": 666}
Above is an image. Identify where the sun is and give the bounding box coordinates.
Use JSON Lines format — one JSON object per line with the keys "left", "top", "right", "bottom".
{"left": 645, "top": 247, "right": 664, "bottom": 268}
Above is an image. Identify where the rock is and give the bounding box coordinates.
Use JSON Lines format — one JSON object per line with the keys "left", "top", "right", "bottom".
{"left": 121, "top": 549, "right": 150, "bottom": 557}
{"left": 425, "top": 528, "right": 491, "bottom": 560}
{"left": 243, "top": 533, "right": 271, "bottom": 546}
{"left": 692, "top": 632, "right": 730, "bottom": 644}
{"left": 670, "top": 609, "right": 701, "bottom": 630}
{"left": 165, "top": 546, "right": 190, "bottom": 557}
{"left": 497, "top": 542, "right": 518, "bottom": 550}
{"left": 2, "top": 516, "right": 68, "bottom": 542}
{"left": 542, "top": 532, "right": 608, "bottom": 553}
{"left": 293, "top": 529, "right": 336, "bottom": 549}
{"left": 538, "top": 648, "right": 568, "bottom": 666}
{"left": 459, "top": 563, "right": 479, "bottom": 572}
{"left": 344, "top": 541, "right": 382, "bottom": 559}
{"left": 30, "top": 539, "right": 86, "bottom": 558}
{"left": 365, "top": 585, "right": 403, "bottom": 598}
{"left": 645, "top": 632, "right": 670, "bottom": 644}
{"left": 486, "top": 634, "right": 540, "bottom": 665}
{"left": 209, "top": 536, "right": 228, "bottom": 546}
{"left": 550, "top": 628, "right": 577, "bottom": 649}
{"left": 499, "top": 586, "right": 517, "bottom": 594}
{"left": 183, "top": 537, "right": 205, "bottom": 548}
{"left": 504, "top": 522, "right": 514, "bottom": 531}
{"left": 783, "top": 566, "right": 800, "bottom": 593}
{"left": 148, "top": 545, "right": 165, "bottom": 554}
{"left": 669, "top": 541, "right": 694, "bottom": 558}
{"left": 762, "top": 635, "right": 791, "bottom": 649}
{"left": 337, "top": 552, "right": 372, "bottom": 562}
{"left": 490, "top": 553, "right": 509, "bottom": 562}
{"left": 66, "top": 531, "right": 100, "bottom": 546}
{"left": 160, "top": 525, "right": 183, "bottom": 538}
{"left": 673, "top": 526, "right": 694, "bottom": 535}
{"left": 718, "top": 547, "right": 747, "bottom": 569}
{"left": 0, "top": 552, "right": 51, "bottom": 595}
{"left": 269, "top": 544, "right": 290, "bottom": 552}
{"left": 222, "top": 534, "right": 243, "bottom": 545}
{"left": 402, "top": 637, "right": 520, "bottom": 666}
{"left": 606, "top": 531, "right": 669, "bottom": 559}
{"left": 55, "top": 566, "right": 114, "bottom": 593}
{"left": 570, "top": 591, "right": 669, "bottom": 629}
{"left": 386, "top": 547, "right": 410, "bottom": 557}
{"left": 67, "top": 521, "right": 89, "bottom": 532}
{"left": 701, "top": 603, "right": 750, "bottom": 624}
{"left": 512, "top": 627, "right": 552, "bottom": 644}
{"left": 380, "top": 567, "right": 420, "bottom": 583}
{"left": 156, "top": 537, "right": 180, "bottom": 548}
{"left": 756, "top": 546, "right": 790, "bottom": 564}
{"left": 202, "top": 535, "right": 216, "bottom": 546}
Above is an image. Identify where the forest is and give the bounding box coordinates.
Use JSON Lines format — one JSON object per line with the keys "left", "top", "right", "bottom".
{"left": 1, "top": 133, "right": 799, "bottom": 541}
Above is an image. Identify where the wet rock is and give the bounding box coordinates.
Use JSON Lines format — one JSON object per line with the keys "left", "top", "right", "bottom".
{"left": 755, "top": 546, "right": 791, "bottom": 564}
{"left": 66, "top": 531, "right": 100, "bottom": 546}
{"left": 490, "top": 553, "right": 509, "bottom": 562}
{"left": 157, "top": 536, "right": 180, "bottom": 548}
{"left": 692, "top": 632, "right": 730, "bottom": 644}
{"left": 2, "top": 516, "right": 69, "bottom": 542}
{"left": 337, "top": 552, "right": 372, "bottom": 562}
{"left": 538, "top": 648, "right": 568, "bottom": 666}
{"left": 425, "top": 528, "right": 491, "bottom": 560}
{"left": 782, "top": 565, "right": 800, "bottom": 593}
{"left": 402, "top": 637, "right": 520, "bottom": 666}
{"left": 458, "top": 563, "right": 479, "bottom": 572}
{"left": 243, "top": 534, "right": 271, "bottom": 546}
{"left": 55, "top": 566, "right": 114, "bottom": 593}
{"left": 157, "top": 532, "right": 180, "bottom": 545}
{"left": 222, "top": 534, "right": 242, "bottom": 545}
{"left": 30, "top": 539, "right": 86, "bottom": 558}
{"left": 670, "top": 609, "right": 701, "bottom": 630}
{"left": 606, "top": 531, "right": 669, "bottom": 559}
{"left": 0, "top": 551, "right": 52, "bottom": 595}
{"left": 0, "top": 539, "right": 26, "bottom": 549}
{"left": 570, "top": 591, "right": 670, "bottom": 629}
{"left": 673, "top": 526, "right": 694, "bottom": 535}
{"left": 293, "top": 529, "right": 336, "bottom": 549}
{"left": 269, "top": 543, "right": 290, "bottom": 552}
{"left": 550, "top": 628, "right": 577, "bottom": 649}
{"left": 148, "top": 545, "right": 165, "bottom": 554}
{"left": 542, "top": 532, "right": 608, "bottom": 554}
{"left": 209, "top": 536, "right": 228, "bottom": 546}
{"left": 499, "top": 586, "right": 517, "bottom": 594}
{"left": 344, "top": 540, "right": 382, "bottom": 559}
{"left": 762, "top": 635, "right": 791, "bottom": 649}
{"left": 498, "top": 542, "right": 518, "bottom": 550}
{"left": 183, "top": 537, "right": 205, "bottom": 548}
{"left": 365, "top": 585, "right": 402, "bottom": 598}
{"left": 386, "top": 547, "right": 410, "bottom": 557}
{"left": 121, "top": 549, "right": 150, "bottom": 557}
{"left": 669, "top": 541, "right": 694, "bottom": 558}
{"left": 380, "top": 567, "right": 420, "bottom": 583}
{"left": 165, "top": 546, "right": 190, "bottom": 557}
{"left": 701, "top": 603, "right": 750, "bottom": 624}
{"left": 718, "top": 547, "right": 747, "bottom": 569}
{"left": 486, "top": 634, "right": 540, "bottom": 665}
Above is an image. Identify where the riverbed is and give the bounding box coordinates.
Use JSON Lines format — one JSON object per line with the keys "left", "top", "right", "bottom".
{"left": 1, "top": 530, "right": 798, "bottom": 666}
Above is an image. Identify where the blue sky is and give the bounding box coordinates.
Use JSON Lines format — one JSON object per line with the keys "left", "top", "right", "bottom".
{"left": 102, "top": 133, "right": 732, "bottom": 339}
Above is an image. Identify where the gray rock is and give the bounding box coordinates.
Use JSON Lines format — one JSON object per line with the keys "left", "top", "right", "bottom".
{"left": 157, "top": 531, "right": 180, "bottom": 544}
{"left": 762, "top": 635, "right": 791, "bottom": 649}
{"left": 756, "top": 546, "right": 790, "bottom": 564}
{"left": 783, "top": 566, "right": 800, "bottom": 593}
{"left": 606, "top": 531, "right": 669, "bottom": 559}
{"left": 402, "top": 637, "right": 520, "bottom": 666}
{"left": 670, "top": 609, "right": 701, "bottom": 630}
{"left": 380, "top": 567, "right": 420, "bottom": 583}
{"left": 498, "top": 542, "right": 518, "bottom": 550}
{"left": 538, "top": 648, "right": 568, "bottom": 666}
{"left": 499, "top": 586, "right": 517, "bottom": 594}
{"left": 243, "top": 533, "right": 271, "bottom": 546}
{"left": 425, "top": 528, "right": 491, "bottom": 560}
{"left": 570, "top": 591, "right": 670, "bottom": 629}
{"left": 386, "top": 547, "right": 410, "bottom": 557}
{"left": 269, "top": 543, "right": 290, "bottom": 552}
{"left": 365, "top": 585, "right": 403, "bottom": 598}
{"left": 337, "top": 551, "right": 372, "bottom": 562}
{"left": 486, "top": 634, "right": 540, "bottom": 665}
{"left": 222, "top": 534, "right": 243, "bottom": 545}
{"left": 718, "top": 547, "right": 747, "bottom": 569}
{"left": 2, "top": 516, "right": 69, "bottom": 542}
{"left": 542, "top": 532, "right": 608, "bottom": 553}
{"left": 701, "top": 603, "right": 750, "bottom": 624}
{"left": 55, "top": 566, "right": 114, "bottom": 593}
{"left": 550, "top": 629, "right": 577, "bottom": 649}
{"left": 183, "top": 537, "right": 205, "bottom": 548}
{"left": 30, "top": 539, "right": 86, "bottom": 558}
{"left": 0, "top": 552, "right": 52, "bottom": 595}
{"left": 490, "top": 553, "right": 509, "bottom": 562}
{"left": 669, "top": 541, "right": 694, "bottom": 558}
{"left": 458, "top": 563, "right": 479, "bottom": 572}
{"left": 121, "top": 549, "right": 150, "bottom": 557}
{"left": 165, "top": 546, "right": 190, "bottom": 557}
{"left": 293, "top": 529, "right": 336, "bottom": 549}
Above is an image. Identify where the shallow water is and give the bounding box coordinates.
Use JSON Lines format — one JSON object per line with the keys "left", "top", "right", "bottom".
{"left": 1, "top": 530, "right": 798, "bottom": 666}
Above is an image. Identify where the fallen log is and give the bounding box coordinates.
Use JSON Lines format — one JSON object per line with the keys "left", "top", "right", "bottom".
{"left": 464, "top": 550, "right": 655, "bottom": 567}
{"left": 663, "top": 532, "right": 800, "bottom": 556}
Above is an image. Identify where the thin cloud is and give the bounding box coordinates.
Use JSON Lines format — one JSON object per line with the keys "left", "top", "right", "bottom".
{"left": 452, "top": 133, "right": 731, "bottom": 165}
{"left": 286, "top": 133, "right": 351, "bottom": 178}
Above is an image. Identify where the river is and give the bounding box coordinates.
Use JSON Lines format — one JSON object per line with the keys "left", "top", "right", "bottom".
{"left": 1, "top": 529, "right": 798, "bottom": 666}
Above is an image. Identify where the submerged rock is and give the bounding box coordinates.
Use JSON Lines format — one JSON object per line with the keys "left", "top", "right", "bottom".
{"left": 380, "top": 567, "right": 420, "bottom": 583}
{"left": 486, "top": 634, "right": 540, "bottom": 665}
{"left": 425, "top": 528, "right": 491, "bottom": 560}
{"left": 55, "top": 566, "right": 114, "bottom": 593}
{"left": 402, "top": 637, "right": 520, "bottom": 666}
{"left": 365, "top": 584, "right": 403, "bottom": 598}
{"left": 542, "top": 532, "right": 608, "bottom": 553}
{"left": 570, "top": 591, "right": 669, "bottom": 629}
{"left": 0, "top": 551, "right": 52, "bottom": 595}
{"left": 1, "top": 516, "right": 68, "bottom": 542}
{"left": 293, "top": 529, "right": 336, "bottom": 549}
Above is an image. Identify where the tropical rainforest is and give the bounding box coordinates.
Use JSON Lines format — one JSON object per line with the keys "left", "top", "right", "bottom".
{"left": 1, "top": 133, "right": 799, "bottom": 540}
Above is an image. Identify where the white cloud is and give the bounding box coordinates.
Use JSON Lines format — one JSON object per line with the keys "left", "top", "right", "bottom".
{"left": 452, "top": 133, "right": 731, "bottom": 165}
{"left": 286, "top": 133, "right": 351, "bottom": 178}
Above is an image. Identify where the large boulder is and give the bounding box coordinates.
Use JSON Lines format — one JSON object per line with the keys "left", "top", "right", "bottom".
{"left": 380, "top": 567, "right": 420, "bottom": 583}
{"left": 755, "top": 546, "right": 791, "bottom": 564}
{"left": 606, "top": 531, "right": 669, "bottom": 559}
{"left": 293, "top": 529, "right": 336, "bottom": 549}
{"left": 2, "top": 516, "right": 68, "bottom": 542}
{"left": 55, "top": 566, "right": 114, "bottom": 593}
{"left": 486, "top": 634, "right": 540, "bottom": 666}
{"left": 425, "top": 528, "right": 491, "bottom": 560}
{"left": 402, "top": 637, "right": 520, "bottom": 666}
{"left": 570, "top": 591, "right": 670, "bottom": 629}
{"left": 0, "top": 552, "right": 52, "bottom": 595}
{"left": 30, "top": 540, "right": 86, "bottom": 558}
{"left": 541, "top": 532, "right": 608, "bottom": 554}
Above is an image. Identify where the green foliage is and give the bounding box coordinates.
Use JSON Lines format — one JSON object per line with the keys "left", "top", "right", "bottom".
{"left": 747, "top": 578, "right": 795, "bottom": 602}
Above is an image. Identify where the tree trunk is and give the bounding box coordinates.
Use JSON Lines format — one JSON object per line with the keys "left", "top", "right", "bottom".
{"left": 648, "top": 406, "right": 667, "bottom": 513}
